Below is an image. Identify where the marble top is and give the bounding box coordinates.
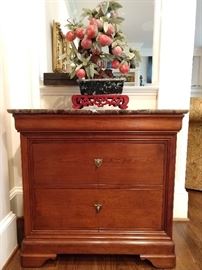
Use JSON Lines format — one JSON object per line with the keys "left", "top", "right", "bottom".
{"left": 7, "top": 109, "right": 188, "bottom": 115}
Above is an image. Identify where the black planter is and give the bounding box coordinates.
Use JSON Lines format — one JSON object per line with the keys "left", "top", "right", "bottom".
{"left": 77, "top": 78, "right": 125, "bottom": 95}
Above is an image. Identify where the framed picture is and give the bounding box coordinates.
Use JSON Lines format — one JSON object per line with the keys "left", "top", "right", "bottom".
{"left": 52, "top": 20, "right": 71, "bottom": 72}
{"left": 113, "top": 70, "right": 136, "bottom": 85}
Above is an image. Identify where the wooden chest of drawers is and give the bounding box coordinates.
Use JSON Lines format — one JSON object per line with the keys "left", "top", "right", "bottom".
{"left": 9, "top": 109, "right": 186, "bottom": 268}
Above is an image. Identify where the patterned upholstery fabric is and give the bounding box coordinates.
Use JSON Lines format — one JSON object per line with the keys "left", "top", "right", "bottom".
{"left": 185, "top": 98, "right": 202, "bottom": 191}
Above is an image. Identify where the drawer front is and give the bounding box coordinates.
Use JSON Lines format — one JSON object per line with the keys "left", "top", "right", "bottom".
{"left": 97, "top": 189, "right": 164, "bottom": 230}
{"left": 32, "top": 141, "right": 165, "bottom": 187}
{"left": 97, "top": 142, "right": 165, "bottom": 185}
{"left": 33, "top": 189, "right": 98, "bottom": 230}
{"left": 32, "top": 189, "right": 163, "bottom": 231}
{"left": 32, "top": 142, "right": 98, "bottom": 186}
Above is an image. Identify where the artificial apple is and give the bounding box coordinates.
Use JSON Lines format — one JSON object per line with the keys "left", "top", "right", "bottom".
{"left": 111, "top": 59, "right": 120, "bottom": 69}
{"left": 76, "top": 68, "right": 86, "bottom": 79}
{"left": 81, "top": 38, "right": 92, "bottom": 49}
{"left": 112, "top": 46, "right": 123, "bottom": 56}
{"left": 119, "top": 63, "right": 129, "bottom": 74}
{"left": 86, "top": 25, "right": 98, "bottom": 39}
{"left": 65, "top": 31, "right": 76, "bottom": 42}
{"left": 106, "top": 24, "right": 115, "bottom": 36}
{"left": 75, "top": 27, "right": 85, "bottom": 39}
{"left": 97, "top": 34, "right": 113, "bottom": 46}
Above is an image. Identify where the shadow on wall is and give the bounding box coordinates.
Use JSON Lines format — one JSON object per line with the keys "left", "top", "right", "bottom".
{"left": 4, "top": 132, "right": 23, "bottom": 216}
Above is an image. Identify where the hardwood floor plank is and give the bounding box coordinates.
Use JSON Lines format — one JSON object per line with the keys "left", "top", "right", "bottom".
{"left": 4, "top": 222, "right": 202, "bottom": 270}
{"left": 173, "top": 223, "right": 201, "bottom": 270}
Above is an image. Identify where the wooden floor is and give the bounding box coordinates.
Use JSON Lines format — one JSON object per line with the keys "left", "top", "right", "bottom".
{"left": 4, "top": 190, "right": 202, "bottom": 270}
{"left": 4, "top": 221, "right": 202, "bottom": 270}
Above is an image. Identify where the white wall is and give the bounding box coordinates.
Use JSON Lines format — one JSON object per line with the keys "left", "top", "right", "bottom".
{"left": 0, "top": 0, "right": 69, "bottom": 267}
{"left": 158, "top": 0, "right": 197, "bottom": 218}
{"left": 7, "top": 0, "right": 69, "bottom": 215}
{"left": 40, "top": 0, "right": 71, "bottom": 75}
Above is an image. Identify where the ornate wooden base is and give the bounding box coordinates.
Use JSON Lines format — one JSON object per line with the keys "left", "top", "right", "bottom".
{"left": 21, "top": 253, "right": 176, "bottom": 268}
{"left": 72, "top": 94, "right": 129, "bottom": 109}
{"left": 21, "top": 235, "right": 176, "bottom": 268}
{"left": 140, "top": 254, "right": 176, "bottom": 268}
{"left": 21, "top": 253, "right": 57, "bottom": 267}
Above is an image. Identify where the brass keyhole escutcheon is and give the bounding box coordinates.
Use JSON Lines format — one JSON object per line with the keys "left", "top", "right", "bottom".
{"left": 94, "top": 158, "right": 103, "bottom": 168}
{"left": 94, "top": 203, "right": 102, "bottom": 213}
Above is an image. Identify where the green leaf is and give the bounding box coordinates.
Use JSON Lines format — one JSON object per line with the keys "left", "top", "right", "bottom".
{"left": 85, "top": 66, "right": 91, "bottom": 79}
{"left": 109, "top": 16, "right": 124, "bottom": 24}
{"left": 70, "top": 69, "right": 76, "bottom": 79}
{"left": 75, "top": 64, "right": 83, "bottom": 71}
{"left": 81, "top": 8, "right": 93, "bottom": 18}
{"left": 76, "top": 53, "right": 84, "bottom": 62}
{"left": 112, "top": 41, "right": 118, "bottom": 48}
{"left": 89, "top": 64, "right": 95, "bottom": 78}
{"left": 103, "top": 22, "right": 109, "bottom": 33}
{"left": 109, "top": 1, "right": 122, "bottom": 10}
{"left": 134, "top": 50, "right": 142, "bottom": 63}
{"left": 128, "top": 52, "right": 135, "bottom": 60}
{"left": 100, "top": 1, "right": 109, "bottom": 15}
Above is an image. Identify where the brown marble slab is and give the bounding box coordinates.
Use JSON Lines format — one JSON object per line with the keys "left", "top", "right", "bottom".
{"left": 7, "top": 109, "right": 188, "bottom": 115}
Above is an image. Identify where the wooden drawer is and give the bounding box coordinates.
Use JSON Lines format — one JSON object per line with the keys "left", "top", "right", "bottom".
{"left": 32, "top": 142, "right": 97, "bottom": 186}
{"left": 32, "top": 188, "right": 163, "bottom": 231}
{"left": 96, "top": 142, "right": 165, "bottom": 186}
{"left": 98, "top": 189, "right": 164, "bottom": 230}
{"left": 32, "top": 141, "right": 165, "bottom": 187}
{"left": 33, "top": 189, "right": 98, "bottom": 230}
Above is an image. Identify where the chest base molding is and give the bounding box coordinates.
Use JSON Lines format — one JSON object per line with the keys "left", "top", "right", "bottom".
{"left": 21, "top": 233, "right": 175, "bottom": 268}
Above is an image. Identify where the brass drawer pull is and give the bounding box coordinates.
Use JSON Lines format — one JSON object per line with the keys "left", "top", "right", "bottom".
{"left": 94, "top": 203, "right": 102, "bottom": 213}
{"left": 94, "top": 158, "right": 103, "bottom": 168}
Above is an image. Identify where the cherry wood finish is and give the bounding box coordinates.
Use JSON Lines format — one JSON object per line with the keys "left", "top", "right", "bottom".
{"left": 9, "top": 110, "right": 186, "bottom": 268}
{"left": 5, "top": 221, "right": 202, "bottom": 270}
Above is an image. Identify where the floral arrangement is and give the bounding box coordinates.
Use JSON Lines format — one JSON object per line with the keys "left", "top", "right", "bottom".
{"left": 65, "top": 0, "right": 141, "bottom": 80}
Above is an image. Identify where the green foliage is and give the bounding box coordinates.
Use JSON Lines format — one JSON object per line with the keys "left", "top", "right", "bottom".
{"left": 100, "top": 1, "right": 109, "bottom": 15}
{"left": 65, "top": 0, "right": 141, "bottom": 79}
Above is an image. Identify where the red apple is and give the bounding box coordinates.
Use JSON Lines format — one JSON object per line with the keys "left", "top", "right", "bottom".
{"left": 96, "top": 19, "right": 103, "bottom": 30}
{"left": 119, "top": 63, "right": 129, "bottom": 74}
{"left": 111, "top": 59, "right": 120, "bottom": 69}
{"left": 89, "top": 18, "right": 97, "bottom": 25}
{"left": 76, "top": 69, "right": 86, "bottom": 79}
{"left": 106, "top": 24, "right": 115, "bottom": 36}
{"left": 75, "top": 27, "right": 85, "bottom": 39}
{"left": 86, "top": 25, "right": 98, "bottom": 39}
{"left": 97, "top": 34, "right": 113, "bottom": 47}
{"left": 89, "top": 18, "right": 103, "bottom": 29}
{"left": 65, "top": 31, "right": 76, "bottom": 42}
{"left": 81, "top": 38, "right": 92, "bottom": 49}
{"left": 112, "top": 46, "right": 123, "bottom": 56}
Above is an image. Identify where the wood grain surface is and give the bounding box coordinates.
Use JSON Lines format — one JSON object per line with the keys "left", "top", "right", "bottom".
{"left": 8, "top": 111, "right": 186, "bottom": 268}
{"left": 4, "top": 221, "right": 202, "bottom": 270}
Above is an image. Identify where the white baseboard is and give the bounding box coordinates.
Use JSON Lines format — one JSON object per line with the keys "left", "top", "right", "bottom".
{"left": 0, "top": 212, "right": 17, "bottom": 269}
{"left": 173, "top": 191, "right": 188, "bottom": 219}
{"left": 9, "top": 186, "right": 23, "bottom": 200}
{"left": 9, "top": 186, "right": 23, "bottom": 217}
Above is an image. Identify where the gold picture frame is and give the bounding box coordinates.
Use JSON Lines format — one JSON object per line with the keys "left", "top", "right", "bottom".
{"left": 113, "top": 70, "right": 136, "bottom": 85}
{"left": 52, "top": 20, "right": 70, "bottom": 72}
